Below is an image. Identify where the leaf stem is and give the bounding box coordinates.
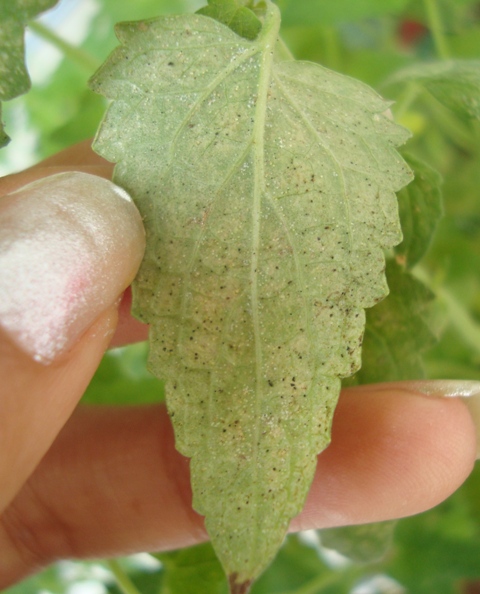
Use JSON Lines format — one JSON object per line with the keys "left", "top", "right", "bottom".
{"left": 27, "top": 20, "right": 100, "bottom": 73}
{"left": 423, "top": 0, "right": 451, "bottom": 60}
{"left": 107, "top": 559, "right": 143, "bottom": 594}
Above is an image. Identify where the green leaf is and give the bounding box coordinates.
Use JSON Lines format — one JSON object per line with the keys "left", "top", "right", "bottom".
{"left": 90, "top": 1, "right": 411, "bottom": 588}
{"left": 0, "top": 105, "right": 9, "bottom": 148}
{"left": 395, "top": 154, "right": 443, "bottom": 269}
{"left": 346, "top": 261, "right": 436, "bottom": 385}
{"left": 156, "top": 543, "right": 228, "bottom": 594}
{"left": 385, "top": 60, "right": 480, "bottom": 120}
{"left": 252, "top": 535, "right": 334, "bottom": 593}
{"left": 196, "top": 0, "right": 263, "bottom": 41}
{"left": 385, "top": 466, "right": 480, "bottom": 594}
{"left": 320, "top": 521, "right": 396, "bottom": 564}
{"left": 0, "top": 0, "right": 59, "bottom": 146}
{"left": 278, "top": 0, "right": 410, "bottom": 27}
{"left": 81, "top": 344, "right": 164, "bottom": 406}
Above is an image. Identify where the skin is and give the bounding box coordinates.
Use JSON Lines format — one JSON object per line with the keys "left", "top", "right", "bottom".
{"left": 0, "top": 141, "right": 477, "bottom": 588}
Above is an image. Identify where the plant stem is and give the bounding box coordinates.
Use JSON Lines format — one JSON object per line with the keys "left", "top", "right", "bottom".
{"left": 423, "top": 0, "right": 450, "bottom": 60}
{"left": 27, "top": 20, "right": 100, "bottom": 73}
{"left": 107, "top": 559, "right": 143, "bottom": 594}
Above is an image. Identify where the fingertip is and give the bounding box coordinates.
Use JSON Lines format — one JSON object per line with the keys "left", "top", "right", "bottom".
{"left": 0, "top": 172, "right": 145, "bottom": 363}
{"left": 294, "top": 389, "right": 477, "bottom": 531}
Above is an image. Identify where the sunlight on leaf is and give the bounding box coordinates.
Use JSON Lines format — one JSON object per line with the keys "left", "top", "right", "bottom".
{"left": 90, "top": 1, "right": 411, "bottom": 589}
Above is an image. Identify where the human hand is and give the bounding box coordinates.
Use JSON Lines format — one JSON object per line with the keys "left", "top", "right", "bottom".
{"left": 0, "top": 141, "right": 477, "bottom": 589}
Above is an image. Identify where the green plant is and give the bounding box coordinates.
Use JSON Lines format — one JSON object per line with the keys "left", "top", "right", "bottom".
{"left": 1, "top": 0, "right": 480, "bottom": 593}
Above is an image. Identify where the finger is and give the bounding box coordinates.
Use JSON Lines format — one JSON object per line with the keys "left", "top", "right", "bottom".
{"left": 1, "top": 142, "right": 149, "bottom": 348}
{"left": 0, "top": 172, "right": 145, "bottom": 513}
{"left": 110, "top": 287, "right": 150, "bottom": 348}
{"left": 0, "top": 140, "right": 114, "bottom": 196}
{"left": 0, "top": 385, "right": 475, "bottom": 587}
{"left": 293, "top": 385, "right": 477, "bottom": 531}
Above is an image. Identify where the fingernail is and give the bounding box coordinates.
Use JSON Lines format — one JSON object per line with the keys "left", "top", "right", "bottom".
{"left": 370, "top": 380, "right": 480, "bottom": 460}
{"left": 0, "top": 172, "right": 145, "bottom": 363}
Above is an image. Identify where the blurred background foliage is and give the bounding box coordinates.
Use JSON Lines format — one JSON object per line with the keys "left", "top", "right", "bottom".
{"left": 1, "top": 0, "right": 480, "bottom": 592}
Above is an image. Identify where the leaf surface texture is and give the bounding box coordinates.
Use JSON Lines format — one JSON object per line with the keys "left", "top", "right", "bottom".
{"left": 90, "top": 2, "right": 411, "bottom": 587}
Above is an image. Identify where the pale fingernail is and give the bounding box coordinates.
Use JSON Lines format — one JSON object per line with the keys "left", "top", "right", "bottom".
{"left": 0, "top": 172, "right": 145, "bottom": 363}
{"left": 372, "top": 380, "right": 480, "bottom": 459}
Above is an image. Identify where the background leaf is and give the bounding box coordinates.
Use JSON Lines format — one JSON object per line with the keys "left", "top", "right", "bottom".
{"left": 395, "top": 153, "right": 443, "bottom": 269}
{"left": 320, "top": 521, "right": 396, "bottom": 564}
{"left": 277, "top": 0, "right": 410, "bottom": 27}
{"left": 196, "top": 0, "right": 262, "bottom": 40}
{"left": 386, "top": 59, "right": 480, "bottom": 120}
{"left": 0, "top": 0, "right": 59, "bottom": 146}
{"left": 81, "top": 344, "right": 163, "bottom": 406}
{"left": 0, "top": 105, "right": 8, "bottom": 148}
{"left": 90, "top": 1, "right": 411, "bottom": 587}
{"left": 346, "top": 261, "right": 436, "bottom": 385}
{"left": 155, "top": 543, "right": 228, "bottom": 594}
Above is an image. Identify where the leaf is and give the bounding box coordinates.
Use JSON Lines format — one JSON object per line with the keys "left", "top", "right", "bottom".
{"left": 346, "top": 260, "right": 436, "bottom": 386}
{"left": 320, "top": 521, "right": 396, "bottom": 564}
{"left": 252, "top": 534, "right": 334, "bottom": 593}
{"left": 0, "top": 105, "right": 8, "bottom": 148}
{"left": 90, "top": 1, "right": 411, "bottom": 588}
{"left": 395, "top": 154, "right": 443, "bottom": 269}
{"left": 196, "top": 0, "right": 263, "bottom": 41}
{"left": 0, "top": 0, "right": 60, "bottom": 145}
{"left": 385, "top": 466, "right": 480, "bottom": 594}
{"left": 155, "top": 543, "right": 228, "bottom": 594}
{"left": 385, "top": 60, "right": 480, "bottom": 120}
{"left": 81, "top": 344, "right": 164, "bottom": 406}
{"left": 278, "top": 0, "right": 410, "bottom": 27}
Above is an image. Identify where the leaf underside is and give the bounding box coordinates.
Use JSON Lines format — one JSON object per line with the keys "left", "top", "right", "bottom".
{"left": 90, "top": 2, "right": 411, "bottom": 587}
{"left": 0, "top": 0, "right": 59, "bottom": 146}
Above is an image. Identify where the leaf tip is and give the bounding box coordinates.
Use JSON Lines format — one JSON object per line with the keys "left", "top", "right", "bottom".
{"left": 229, "top": 573, "right": 253, "bottom": 594}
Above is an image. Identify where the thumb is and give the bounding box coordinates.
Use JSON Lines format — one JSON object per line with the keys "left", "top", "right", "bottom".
{"left": 0, "top": 172, "right": 145, "bottom": 511}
